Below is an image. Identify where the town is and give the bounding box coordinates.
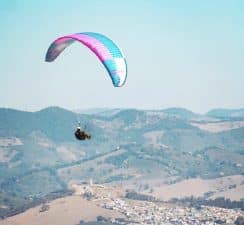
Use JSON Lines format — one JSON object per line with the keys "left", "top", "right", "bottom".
{"left": 73, "top": 183, "right": 244, "bottom": 225}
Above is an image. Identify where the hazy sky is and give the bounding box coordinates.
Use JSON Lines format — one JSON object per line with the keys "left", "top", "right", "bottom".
{"left": 1, "top": 0, "right": 244, "bottom": 113}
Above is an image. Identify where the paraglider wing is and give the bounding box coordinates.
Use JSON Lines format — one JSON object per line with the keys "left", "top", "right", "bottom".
{"left": 45, "top": 32, "right": 127, "bottom": 87}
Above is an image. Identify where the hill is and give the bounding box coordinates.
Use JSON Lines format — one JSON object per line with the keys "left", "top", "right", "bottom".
{"left": 0, "top": 106, "right": 244, "bottom": 218}
{"left": 207, "top": 108, "right": 244, "bottom": 119}
{"left": 161, "top": 107, "right": 200, "bottom": 120}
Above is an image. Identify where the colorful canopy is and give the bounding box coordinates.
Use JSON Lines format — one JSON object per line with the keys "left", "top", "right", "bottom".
{"left": 45, "top": 32, "right": 127, "bottom": 87}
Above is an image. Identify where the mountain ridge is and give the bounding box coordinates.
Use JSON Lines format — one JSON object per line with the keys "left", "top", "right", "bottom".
{"left": 0, "top": 106, "right": 243, "bottom": 218}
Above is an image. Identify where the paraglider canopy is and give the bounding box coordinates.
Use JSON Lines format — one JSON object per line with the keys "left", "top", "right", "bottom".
{"left": 45, "top": 32, "right": 127, "bottom": 87}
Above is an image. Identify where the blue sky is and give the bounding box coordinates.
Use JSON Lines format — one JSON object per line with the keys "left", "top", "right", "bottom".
{"left": 1, "top": 0, "right": 244, "bottom": 113}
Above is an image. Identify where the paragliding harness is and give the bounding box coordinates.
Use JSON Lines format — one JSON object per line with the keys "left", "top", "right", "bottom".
{"left": 74, "top": 122, "right": 91, "bottom": 141}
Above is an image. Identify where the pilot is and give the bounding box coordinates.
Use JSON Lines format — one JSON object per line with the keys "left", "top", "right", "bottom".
{"left": 75, "top": 126, "right": 91, "bottom": 140}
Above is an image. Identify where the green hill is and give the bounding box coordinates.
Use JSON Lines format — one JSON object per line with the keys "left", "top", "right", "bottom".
{"left": 207, "top": 108, "right": 244, "bottom": 119}
{"left": 0, "top": 106, "right": 244, "bottom": 218}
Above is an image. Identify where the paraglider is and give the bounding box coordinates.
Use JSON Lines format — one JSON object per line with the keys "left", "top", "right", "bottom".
{"left": 45, "top": 32, "right": 127, "bottom": 87}
{"left": 45, "top": 32, "right": 127, "bottom": 141}
{"left": 74, "top": 125, "right": 91, "bottom": 141}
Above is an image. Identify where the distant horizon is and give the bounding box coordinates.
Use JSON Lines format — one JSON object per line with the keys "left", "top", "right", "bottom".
{"left": 1, "top": 104, "right": 244, "bottom": 115}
